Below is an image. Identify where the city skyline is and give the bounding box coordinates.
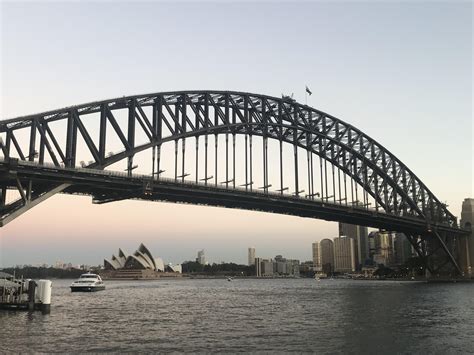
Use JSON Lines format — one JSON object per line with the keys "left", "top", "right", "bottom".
{"left": 1, "top": 2, "right": 471, "bottom": 267}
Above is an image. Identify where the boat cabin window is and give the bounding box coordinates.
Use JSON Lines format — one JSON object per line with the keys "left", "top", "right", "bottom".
{"left": 80, "top": 274, "right": 97, "bottom": 278}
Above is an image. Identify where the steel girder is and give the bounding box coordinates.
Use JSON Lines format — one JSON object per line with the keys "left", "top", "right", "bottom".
{"left": 0, "top": 157, "right": 465, "bottom": 276}
{"left": 0, "top": 160, "right": 458, "bottom": 235}
{"left": 1, "top": 90, "right": 469, "bottom": 276}
{"left": 0, "top": 91, "right": 457, "bottom": 229}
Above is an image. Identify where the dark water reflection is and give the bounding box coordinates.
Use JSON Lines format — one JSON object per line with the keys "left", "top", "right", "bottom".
{"left": 1, "top": 279, "right": 473, "bottom": 353}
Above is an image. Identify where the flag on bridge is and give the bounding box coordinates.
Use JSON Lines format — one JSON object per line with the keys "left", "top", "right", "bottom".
{"left": 305, "top": 86, "right": 312, "bottom": 95}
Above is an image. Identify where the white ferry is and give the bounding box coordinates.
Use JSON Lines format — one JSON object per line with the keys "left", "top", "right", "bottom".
{"left": 70, "top": 273, "right": 106, "bottom": 292}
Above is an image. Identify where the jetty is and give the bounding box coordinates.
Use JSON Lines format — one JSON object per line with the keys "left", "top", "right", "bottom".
{"left": 0, "top": 271, "right": 52, "bottom": 313}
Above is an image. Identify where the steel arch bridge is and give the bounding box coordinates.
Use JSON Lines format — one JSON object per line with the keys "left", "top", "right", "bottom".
{"left": 0, "top": 90, "right": 468, "bottom": 276}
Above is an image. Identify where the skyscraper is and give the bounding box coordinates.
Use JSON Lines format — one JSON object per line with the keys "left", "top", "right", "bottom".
{"left": 373, "top": 231, "right": 395, "bottom": 266}
{"left": 248, "top": 247, "right": 256, "bottom": 266}
{"left": 312, "top": 242, "right": 321, "bottom": 270}
{"left": 339, "top": 222, "right": 368, "bottom": 269}
{"left": 394, "top": 233, "right": 413, "bottom": 265}
{"left": 333, "top": 236, "right": 356, "bottom": 273}
{"left": 197, "top": 250, "right": 206, "bottom": 265}
{"left": 320, "top": 238, "right": 335, "bottom": 274}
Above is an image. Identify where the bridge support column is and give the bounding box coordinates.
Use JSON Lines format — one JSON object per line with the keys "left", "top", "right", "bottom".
{"left": 459, "top": 198, "right": 474, "bottom": 278}
{"left": 420, "top": 230, "right": 463, "bottom": 279}
{"left": 407, "top": 231, "right": 463, "bottom": 279}
{"left": 0, "top": 186, "right": 6, "bottom": 207}
{"left": 456, "top": 234, "right": 472, "bottom": 278}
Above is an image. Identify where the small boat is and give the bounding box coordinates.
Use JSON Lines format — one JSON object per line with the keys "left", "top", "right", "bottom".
{"left": 70, "top": 273, "right": 105, "bottom": 292}
{"left": 314, "top": 275, "right": 321, "bottom": 282}
{"left": 227, "top": 277, "right": 233, "bottom": 282}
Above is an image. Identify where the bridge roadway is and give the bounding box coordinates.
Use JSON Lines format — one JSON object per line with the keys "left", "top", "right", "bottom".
{"left": 0, "top": 158, "right": 463, "bottom": 236}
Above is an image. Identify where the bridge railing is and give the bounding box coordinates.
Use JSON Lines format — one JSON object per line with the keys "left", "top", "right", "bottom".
{"left": 1, "top": 157, "right": 394, "bottom": 217}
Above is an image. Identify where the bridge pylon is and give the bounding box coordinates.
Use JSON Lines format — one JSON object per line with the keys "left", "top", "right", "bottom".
{"left": 457, "top": 198, "right": 474, "bottom": 278}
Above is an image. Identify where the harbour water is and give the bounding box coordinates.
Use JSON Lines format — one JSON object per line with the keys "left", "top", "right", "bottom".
{"left": 1, "top": 278, "right": 473, "bottom": 353}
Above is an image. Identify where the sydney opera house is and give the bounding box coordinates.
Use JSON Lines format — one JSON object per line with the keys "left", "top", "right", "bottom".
{"left": 103, "top": 243, "right": 182, "bottom": 279}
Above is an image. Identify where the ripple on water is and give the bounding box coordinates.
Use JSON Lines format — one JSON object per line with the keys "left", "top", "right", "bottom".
{"left": 1, "top": 279, "right": 473, "bottom": 353}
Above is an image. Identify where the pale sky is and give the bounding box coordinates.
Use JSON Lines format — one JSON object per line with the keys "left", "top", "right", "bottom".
{"left": 0, "top": 1, "right": 472, "bottom": 267}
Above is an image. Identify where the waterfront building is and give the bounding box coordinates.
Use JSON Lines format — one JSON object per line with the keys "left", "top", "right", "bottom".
{"left": 333, "top": 236, "right": 356, "bottom": 273}
{"left": 394, "top": 233, "right": 413, "bottom": 265}
{"left": 299, "top": 261, "right": 313, "bottom": 274}
{"left": 320, "top": 238, "right": 335, "bottom": 274}
{"left": 283, "top": 258, "right": 300, "bottom": 277}
{"left": 165, "top": 263, "right": 182, "bottom": 273}
{"left": 288, "top": 259, "right": 300, "bottom": 276}
{"left": 125, "top": 245, "right": 165, "bottom": 271}
{"left": 103, "top": 243, "right": 175, "bottom": 280}
{"left": 274, "top": 255, "right": 300, "bottom": 276}
{"left": 373, "top": 231, "right": 395, "bottom": 266}
{"left": 312, "top": 242, "right": 321, "bottom": 271}
{"left": 255, "top": 257, "right": 262, "bottom": 277}
{"left": 261, "top": 259, "right": 274, "bottom": 277}
{"left": 104, "top": 243, "right": 165, "bottom": 272}
{"left": 368, "top": 231, "right": 377, "bottom": 261}
{"left": 104, "top": 248, "right": 128, "bottom": 270}
{"left": 254, "top": 255, "right": 300, "bottom": 277}
{"left": 248, "top": 247, "right": 256, "bottom": 266}
{"left": 274, "top": 255, "right": 285, "bottom": 274}
{"left": 339, "top": 222, "right": 368, "bottom": 269}
{"left": 197, "top": 250, "right": 206, "bottom": 265}
{"left": 276, "top": 261, "right": 287, "bottom": 274}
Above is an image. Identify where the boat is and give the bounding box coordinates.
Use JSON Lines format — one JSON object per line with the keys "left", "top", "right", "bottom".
{"left": 314, "top": 272, "right": 328, "bottom": 281}
{"left": 227, "top": 277, "right": 233, "bottom": 282}
{"left": 70, "top": 273, "right": 105, "bottom": 292}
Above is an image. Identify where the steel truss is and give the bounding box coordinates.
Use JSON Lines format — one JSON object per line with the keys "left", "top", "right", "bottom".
{"left": 0, "top": 91, "right": 468, "bottom": 276}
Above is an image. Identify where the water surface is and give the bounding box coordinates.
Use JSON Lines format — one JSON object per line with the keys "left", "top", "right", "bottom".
{"left": 1, "top": 278, "right": 473, "bottom": 353}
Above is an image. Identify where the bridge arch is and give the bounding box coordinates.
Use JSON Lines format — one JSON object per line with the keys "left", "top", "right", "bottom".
{"left": 0, "top": 90, "right": 467, "bottom": 276}
{"left": 0, "top": 91, "right": 455, "bottom": 227}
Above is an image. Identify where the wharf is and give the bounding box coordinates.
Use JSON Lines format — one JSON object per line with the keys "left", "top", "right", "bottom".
{"left": 0, "top": 272, "right": 52, "bottom": 313}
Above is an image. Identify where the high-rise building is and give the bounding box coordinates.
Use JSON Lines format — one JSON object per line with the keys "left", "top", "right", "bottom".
{"left": 333, "top": 236, "right": 356, "bottom": 273}
{"left": 261, "top": 259, "right": 274, "bottom": 277}
{"left": 394, "top": 233, "right": 413, "bottom": 265}
{"left": 255, "top": 257, "right": 262, "bottom": 277}
{"left": 373, "top": 231, "right": 395, "bottom": 266}
{"left": 368, "top": 231, "right": 377, "bottom": 261}
{"left": 287, "top": 259, "right": 300, "bottom": 276}
{"left": 339, "top": 222, "right": 368, "bottom": 269}
{"left": 312, "top": 242, "right": 321, "bottom": 271}
{"left": 320, "top": 238, "right": 335, "bottom": 274}
{"left": 197, "top": 250, "right": 206, "bottom": 265}
{"left": 274, "top": 255, "right": 300, "bottom": 276}
{"left": 248, "top": 247, "right": 256, "bottom": 266}
{"left": 276, "top": 260, "right": 287, "bottom": 274}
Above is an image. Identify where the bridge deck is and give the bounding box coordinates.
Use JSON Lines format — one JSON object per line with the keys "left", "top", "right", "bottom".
{"left": 0, "top": 159, "right": 466, "bottom": 236}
